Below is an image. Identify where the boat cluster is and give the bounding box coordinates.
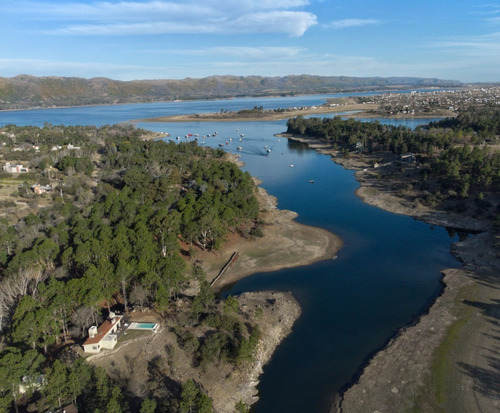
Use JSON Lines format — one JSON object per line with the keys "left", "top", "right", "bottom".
{"left": 170, "top": 128, "right": 278, "bottom": 157}
{"left": 175, "top": 131, "right": 219, "bottom": 141}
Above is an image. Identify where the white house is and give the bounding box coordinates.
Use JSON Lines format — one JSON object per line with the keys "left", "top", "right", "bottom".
{"left": 82, "top": 313, "right": 124, "bottom": 354}
{"left": 3, "top": 162, "right": 29, "bottom": 173}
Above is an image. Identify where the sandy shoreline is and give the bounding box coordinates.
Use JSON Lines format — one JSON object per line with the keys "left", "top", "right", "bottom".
{"left": 278, "top": 134, "right": 500, "bottom": 412}
{"left": 133, "top": 101, "right": 454, "bottom": 124}
{"left": 198, "top": 182, "right": 343, "bottom": 291}
{"left": 133, "top": 103, "right": 378, "bottom": 123}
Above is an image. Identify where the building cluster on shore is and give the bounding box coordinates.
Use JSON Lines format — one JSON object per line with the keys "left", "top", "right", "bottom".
{"left": 357, "top": 86, "right": 500, "bottom": 116}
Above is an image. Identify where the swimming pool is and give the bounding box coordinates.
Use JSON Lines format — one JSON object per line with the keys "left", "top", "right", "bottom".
{"left": 127, "top": 322, "right": 159, "bottom": 331}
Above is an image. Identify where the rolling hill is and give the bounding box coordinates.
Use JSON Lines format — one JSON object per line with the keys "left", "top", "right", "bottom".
{"left": 0, "top": 74, "right": 462, "bottom": 110}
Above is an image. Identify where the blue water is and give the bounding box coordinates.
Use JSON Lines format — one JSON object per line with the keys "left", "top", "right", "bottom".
{"left": 0, "top": 90, "right": 446, "bottom": 128}
{"left": 136, "top": 323, "right": 157, "bottom": 329}
{"left": 0, "top": 95, "right": 459, "bottom": 412}
{"left": 141, "top": 120, "right": 457, "bottom": 412}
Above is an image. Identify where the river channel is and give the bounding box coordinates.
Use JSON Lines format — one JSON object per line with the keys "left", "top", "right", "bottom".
{"left": 0, "top": 94, "right": 459, "bottom": 412}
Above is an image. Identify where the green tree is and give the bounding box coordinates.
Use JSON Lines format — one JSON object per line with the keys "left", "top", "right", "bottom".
{"left": 94, "top": 367, "right": 111, "bottom": 410}
{"left": 223, "top": 296, "right": 239, "bottom": 314}
{"left": 179, "top": 379, "right": 198, "bottom": 413}
{"left": 45, "top": 360, "right": 71, "bottom": 410}
{"left": 68, "top": 358, "right": 92, "bottom": 405}
{"left": 197, "top": 393, "right": 212, "bottom": 413}
{"left": 106, "top": 386, "right": 127, "bottom": 413}
{"left": 179, "top": 379, "right": 212, "bottom": 413}
{"left": 0, "top": 347, "right": 45, "bottom": 413}
{"left": 235, "top": 400, "right": 250, "bottom": 413}
{"left": 140, "top": 398, "right": 157, "bottom": 413}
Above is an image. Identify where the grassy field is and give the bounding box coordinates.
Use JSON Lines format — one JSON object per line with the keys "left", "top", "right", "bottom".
{"left": 0, "top": 176, "right": 49, "bottom": 221}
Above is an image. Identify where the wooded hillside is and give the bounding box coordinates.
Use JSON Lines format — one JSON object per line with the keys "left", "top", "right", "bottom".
{"left": 0, "top": 125, "right": 262, "bottom": 412}
{"left": 0, "top": 74, "right": 462, "bottom": 110}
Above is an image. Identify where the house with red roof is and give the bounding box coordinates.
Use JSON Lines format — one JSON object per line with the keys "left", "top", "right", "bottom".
{"left": 82, "top": 312, "right": 124, "bottom": 354}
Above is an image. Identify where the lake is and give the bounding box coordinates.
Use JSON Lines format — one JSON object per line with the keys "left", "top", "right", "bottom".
{"left": 0, "top": 94, "right": 458, "bottom": 412}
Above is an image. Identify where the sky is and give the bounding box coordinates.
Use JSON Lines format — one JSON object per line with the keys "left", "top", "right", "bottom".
{"left": 1, "top": 0, "right": 500, "bottom": 83}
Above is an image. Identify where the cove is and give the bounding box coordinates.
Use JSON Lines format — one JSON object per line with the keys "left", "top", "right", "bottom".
{"left": 219, "top": 131, "right": 458, "bottom": 412}
{"left": 0, "top": 96, "right": 459, "bottom": 412}
{"left": 140, "top": 119, "right": 459, "bottom": 412}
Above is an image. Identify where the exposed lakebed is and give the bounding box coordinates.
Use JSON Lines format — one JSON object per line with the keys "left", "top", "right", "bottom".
{"left": 0, "top": 94, "right": 459, "bottom": 412}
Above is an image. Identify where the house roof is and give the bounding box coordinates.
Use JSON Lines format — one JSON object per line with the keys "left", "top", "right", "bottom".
{"left": 83, "top": 315, "right": 123, "bottom": 346}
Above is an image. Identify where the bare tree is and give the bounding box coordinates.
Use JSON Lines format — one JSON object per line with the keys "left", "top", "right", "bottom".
{"left": 129, "top": 285, "right": 150, "bottom": 311}
{"left": 71, "top": 306, "right": 98, "bottom": 337}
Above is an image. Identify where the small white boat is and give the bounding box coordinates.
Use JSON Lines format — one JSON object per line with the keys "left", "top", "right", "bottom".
{"left": 237, "top": 146, "right": 242, "bottom": 151}
{"left": 289, "top": 164, "right": 294, "bottom": 167}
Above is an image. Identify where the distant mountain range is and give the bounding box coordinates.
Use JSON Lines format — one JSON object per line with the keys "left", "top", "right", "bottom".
{"left": 0, "top": 74, "right": 463, "bottom": 110}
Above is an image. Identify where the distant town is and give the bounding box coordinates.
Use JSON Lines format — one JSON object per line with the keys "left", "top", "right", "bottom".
{"left": 352, "top": 87, "right": 500, "bottom": 117}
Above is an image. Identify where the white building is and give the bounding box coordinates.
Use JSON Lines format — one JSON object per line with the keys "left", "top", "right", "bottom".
{"left": 3, "top": 162, "right": 29, "bottom": 173}
{"left": 82, "top": 313, "right": 124, "bottom": 354}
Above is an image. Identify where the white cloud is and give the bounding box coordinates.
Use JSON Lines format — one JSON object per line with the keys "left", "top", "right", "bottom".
{"left": 54, "top": 11, "right": 316, "bottom": 37}
{"left": 175, "top": 46, "right": 304, "bottom": 60}
{"left": 5, "top": 0, "right": 316, "bottom": 37}
{"left": 326, "top": 18, "right": 380, "bottom": 29}
{"left": 230, "top": 11, "right": 317, "bottom": 36}
{"left": 432, "top": 32, "right": 500, "bottom": 57}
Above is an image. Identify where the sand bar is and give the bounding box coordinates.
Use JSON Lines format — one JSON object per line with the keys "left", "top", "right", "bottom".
{"left": 197, "top": 182, "right": 343, "bottom": 290}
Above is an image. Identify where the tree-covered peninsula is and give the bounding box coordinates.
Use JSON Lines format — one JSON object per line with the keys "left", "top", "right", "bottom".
{"left": 286, "top": 107, "right": 500, "bottom": 224}
{"left": 0, "top": 124, "right": 276, "bottom": 412}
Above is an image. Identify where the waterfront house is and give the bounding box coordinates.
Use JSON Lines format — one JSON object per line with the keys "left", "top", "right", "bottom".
{"left": 82, "top": 312, "right": 124, "bottom": 353}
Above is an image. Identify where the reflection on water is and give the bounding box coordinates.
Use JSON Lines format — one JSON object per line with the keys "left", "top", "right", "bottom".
{"left": 287, "top": 138, "right": 310, "bottom": 154}
{"left": 0, "top": 97, "right": 460, "bottom": 413}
